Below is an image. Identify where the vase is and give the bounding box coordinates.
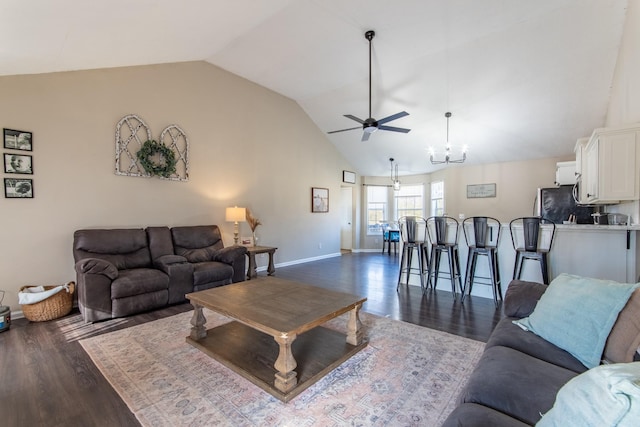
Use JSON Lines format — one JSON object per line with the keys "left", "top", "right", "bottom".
{"left": 252, "top": 231, "right": 258, "bottom": 247}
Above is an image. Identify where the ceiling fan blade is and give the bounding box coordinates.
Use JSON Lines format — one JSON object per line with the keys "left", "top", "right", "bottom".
{"left": 361, "top": 132, "right": 371, "bottom": 142}
{"left": 378, "top": 125, "right": 411, "bottom": 133}
{"left": 327, "top": 126, "right": 361, "bottom": 134}
{"left": 377, "top": 111, "right": 409, "bottom": 125}
{"left": 344, "top": 114, "right": 365, "bottom": 124}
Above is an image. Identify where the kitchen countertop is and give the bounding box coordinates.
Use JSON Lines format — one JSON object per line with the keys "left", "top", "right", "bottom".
{"left": 553, "top": 224, "right": 640, "bottom": 231}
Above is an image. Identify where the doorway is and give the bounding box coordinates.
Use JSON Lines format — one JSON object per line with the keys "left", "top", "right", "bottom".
{"left": 340, "top": 187, "right": 353, "bottom": 251}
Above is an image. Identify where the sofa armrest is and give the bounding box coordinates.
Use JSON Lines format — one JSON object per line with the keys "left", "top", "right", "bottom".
{"left": 75, "top": 257, "right": 118, "bottom": 280}
{"left": 154, "top": 254, "right": 188, "bottom": 269}
{"left": 503, "top": 280, "right": 548, "bottom": 318}
{"left": 213, "top": 245, "right": 248, "bottom": 265}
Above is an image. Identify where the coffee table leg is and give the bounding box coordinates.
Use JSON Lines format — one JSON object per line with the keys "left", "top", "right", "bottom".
{"left": 190, "top": 304, "right": 207, "bottom": 341}
{"left": 346, "top": 303, "right": 364, "bottom": 345}
{"left": 274, "top": 332, "right": 297, "bottom": 393}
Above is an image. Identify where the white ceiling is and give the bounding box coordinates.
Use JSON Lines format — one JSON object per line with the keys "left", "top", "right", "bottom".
{"left": 0, "top": 0, "right": 628, "bottom": 177}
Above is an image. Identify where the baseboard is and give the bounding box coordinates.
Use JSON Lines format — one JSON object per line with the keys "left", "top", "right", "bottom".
{"left": 256, "top": 252, "right": 342, "bottom": 271}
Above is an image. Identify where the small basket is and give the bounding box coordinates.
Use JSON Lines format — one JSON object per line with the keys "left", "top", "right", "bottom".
{"left": 20, "top": 282, "right": 75, "bottom": 322}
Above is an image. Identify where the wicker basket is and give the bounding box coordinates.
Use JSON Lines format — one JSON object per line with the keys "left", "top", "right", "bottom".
{"left": 20, "top": 282, "right": 75, "bottom": 322}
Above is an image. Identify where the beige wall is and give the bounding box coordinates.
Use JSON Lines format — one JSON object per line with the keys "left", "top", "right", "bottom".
{"left": 0, "top": 61, "right": 356, "bottom": 312}
{"left": 435, "top": 157, "right": 567, "bottom": 222}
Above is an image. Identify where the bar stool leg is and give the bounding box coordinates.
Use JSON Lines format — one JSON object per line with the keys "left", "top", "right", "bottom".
{"left": 462, "top": 251, "right": 476, "bottom": 303}
{"left": 447, "top": 247, "right": 457, "bottom": 297}
{"left": 541, "top": 253, "right": 550, "bottom": 284}
{"left": 397, "top": 246, "right": 407, "bottom": 291}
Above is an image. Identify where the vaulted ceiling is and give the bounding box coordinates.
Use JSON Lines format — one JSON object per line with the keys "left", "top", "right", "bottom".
{"left": 0, "top": 0, "right": 628, "bottom": 176}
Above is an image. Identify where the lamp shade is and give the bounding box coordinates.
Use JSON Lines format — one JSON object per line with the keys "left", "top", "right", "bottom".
{"left": 225, "top": 206, "right": 246, "bottom": 222}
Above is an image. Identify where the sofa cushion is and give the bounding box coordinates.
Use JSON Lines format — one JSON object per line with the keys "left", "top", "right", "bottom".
{"left": 111, "top": 268, "right": 169, "bottom": 299}
{"left": 537, "top": 362, "right": 640, "bottom": 427}
{"left": 192, "top": 262, "right": 233, "bottom": 286}
{"left": 442, "top": 403, "right": 530, "bottom": 427}
{"left": 458, "top": 345, "right": 577, "bottom": 426}
{"left": 514, "top": 273, "right": 640, "bottom": 368}
{"left": 73, "top": 229, "right": 152, "bottom": 270}
{"left": 503, "top": 280, "right": 547, "bottom": 318}
{"left": 171, "top": 225, "right": 224, "bottom": 263}
{"left": 604, "top": 289, "right": 640, "bottom": 364}
{"left": 486, "top": 318, "right": 587, "bottom": 373}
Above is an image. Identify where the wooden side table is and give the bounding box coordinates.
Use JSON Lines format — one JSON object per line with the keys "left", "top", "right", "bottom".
{"left": 245, "top": 245, "right": 278, "bottom": 279}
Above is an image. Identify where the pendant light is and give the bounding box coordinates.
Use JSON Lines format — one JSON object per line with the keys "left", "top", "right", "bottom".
{"left": 389, "top": 158, "right": 401, "bottom": 191}
{"left": 429, "top": 112, "right": 467, "bottom": 165}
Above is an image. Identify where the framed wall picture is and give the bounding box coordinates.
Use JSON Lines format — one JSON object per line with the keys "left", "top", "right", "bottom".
{"left": 3, "top": 128, "right": 33, "bottom": 151}
{"left": 342, "top": 170, "right": 356, "bottom": 184}
{"left": 4, "top": 153, "right": 33, "bottom": 174}
{"left": 4, "top": 178, "right": 33, "bottom": 198}
{"left": 467, "top": 183, "right": 497, "bottom": 198}
{"left": 311, "top": 187, "right": 329, "bottom": 213}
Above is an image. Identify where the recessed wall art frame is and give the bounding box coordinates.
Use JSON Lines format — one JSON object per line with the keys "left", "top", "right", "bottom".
{"left": 5, "top": 178, "right": 33, "bottom": 198}
{"left": 312, "top": 187, "right": 329, "bottom": 213}
{"left": 114, "top": 114, "right": 190, "bottom": 181}
{"left": 4, "top": 153, "right": 33, "bottom": 174}
{"left": 3, "top": 128, "right": 32, "bottom": 151}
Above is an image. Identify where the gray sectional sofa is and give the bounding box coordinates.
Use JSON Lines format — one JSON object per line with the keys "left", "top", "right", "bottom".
{"left": 73, "top": 225, "right": 247, "bottom": 322}
{"left": 443, "top": 278, "right": 640, "bottom": 426}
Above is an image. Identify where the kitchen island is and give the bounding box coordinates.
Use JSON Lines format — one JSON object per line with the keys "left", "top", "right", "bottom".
{"left": 402, "top": 224, "right": 640, "bottom": 300}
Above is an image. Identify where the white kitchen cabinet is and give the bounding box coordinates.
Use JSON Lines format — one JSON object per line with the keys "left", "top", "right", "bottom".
{"left": 574, "top": 137, "right": 589, "bottom": 202}
{"left": 582, "top": 125, "right": 640, "bottom": 204}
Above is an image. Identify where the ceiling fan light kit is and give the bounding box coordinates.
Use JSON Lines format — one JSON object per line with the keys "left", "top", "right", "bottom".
{"left": 328, "top": 30, "right": 411, "bottom": 141}
{"left": 430, "top": 112, "right": 467, "bottom": 165}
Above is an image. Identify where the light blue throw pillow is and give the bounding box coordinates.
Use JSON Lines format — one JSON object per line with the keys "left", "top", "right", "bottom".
{"left": 536, "top": 362, "right": 640, "bottom": 427}
{"left": 514, "top": 274, "right": 640, "bottom": 368}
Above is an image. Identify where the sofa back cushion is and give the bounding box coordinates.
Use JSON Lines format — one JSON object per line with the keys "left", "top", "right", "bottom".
{"left": 73, "top": 229, "right": 152, "bottom": 270}
{"left": 604, "top": 289, "right": 640, "bottom": 363}
{"left": 171, "top": 225, "right": 224, "bottom": 263}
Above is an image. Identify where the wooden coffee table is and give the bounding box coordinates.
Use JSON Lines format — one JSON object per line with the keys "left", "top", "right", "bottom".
{"left": 185, "top": 277, "right": 367, "bottom": 402}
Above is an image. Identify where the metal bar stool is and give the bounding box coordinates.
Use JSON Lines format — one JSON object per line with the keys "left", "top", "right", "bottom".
{"left": 462, "top": 216, "right": 502, "bottom": 306}
{"left": 397, "top": 216, "right": 427, "bottom": 292}
{"left": 426, "top": 216, "right": 462, "bottom": 298}
{"left": 509, "top": 217, "right": 556, "bottom": 284}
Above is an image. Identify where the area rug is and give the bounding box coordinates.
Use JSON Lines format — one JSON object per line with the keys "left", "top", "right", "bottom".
{"left": 80, "top": 310, "right": 484, "bottom": 426}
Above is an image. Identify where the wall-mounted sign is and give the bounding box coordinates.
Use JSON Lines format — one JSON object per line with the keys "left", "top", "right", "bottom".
{"left": 467, "top": 183, "right": 496, "bottom": 198}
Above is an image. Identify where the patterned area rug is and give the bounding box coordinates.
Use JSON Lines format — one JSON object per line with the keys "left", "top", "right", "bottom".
{"left": 80, "top": 310, "right": 484, "bottom": 426}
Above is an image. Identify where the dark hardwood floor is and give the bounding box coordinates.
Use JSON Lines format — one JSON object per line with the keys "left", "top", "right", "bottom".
{"left": 0, "top": 252, "right": 504, "bottom": 427}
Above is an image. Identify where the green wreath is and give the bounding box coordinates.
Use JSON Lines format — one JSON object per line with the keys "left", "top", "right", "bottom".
{"left": 137, "top": 140, "right": 177, "bottom": 178}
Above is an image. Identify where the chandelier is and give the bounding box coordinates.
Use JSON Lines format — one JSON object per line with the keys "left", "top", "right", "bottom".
{"left": 389, "top": 157, "right": 401, "bottom": 191}
{"left": 429, "top": 112, "right": 467, "bottom": 165}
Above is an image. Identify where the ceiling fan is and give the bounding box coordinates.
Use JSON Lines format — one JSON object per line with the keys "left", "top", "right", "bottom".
{"left": 328, "top": 30, "right": 410, "bottom": 142}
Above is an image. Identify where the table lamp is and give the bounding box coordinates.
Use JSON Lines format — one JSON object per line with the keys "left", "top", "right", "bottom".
{"left": 225, "top": 206, "right": 246, "bottom": 245}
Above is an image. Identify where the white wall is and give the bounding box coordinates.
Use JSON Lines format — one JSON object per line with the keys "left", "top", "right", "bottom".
{"left": 0, "top": 61, "right": 356, "bottom": 312}
{"left": 606, "top": 0, "right": 640, "bottom": 222}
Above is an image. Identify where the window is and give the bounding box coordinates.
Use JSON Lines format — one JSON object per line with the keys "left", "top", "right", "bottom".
{"left": 431, "top": 181, "right": 444, "bottom": 216}
{"left": 367, "top": 186, "right": 387, "bottom": 235}
{"left": 395, "top": 184, "right": 424, "bottom": 218}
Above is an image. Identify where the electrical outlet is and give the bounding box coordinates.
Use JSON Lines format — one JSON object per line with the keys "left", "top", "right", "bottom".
{"left": 318, "top": 243, "right": 322, "bottom": 249}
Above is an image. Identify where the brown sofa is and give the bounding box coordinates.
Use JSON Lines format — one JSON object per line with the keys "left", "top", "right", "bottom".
{"left": 73, "top": 225, "right": 247, "bottom": 322}
{"left": 442, "top": 279, "right": 640, "bottom": 426}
